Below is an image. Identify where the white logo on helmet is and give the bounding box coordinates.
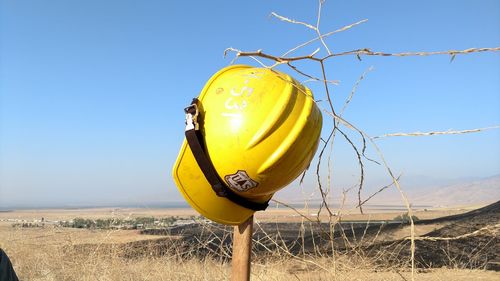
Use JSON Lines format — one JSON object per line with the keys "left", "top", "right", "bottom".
{"left": 224, "top": 170, "right": 259, "bottom": 192}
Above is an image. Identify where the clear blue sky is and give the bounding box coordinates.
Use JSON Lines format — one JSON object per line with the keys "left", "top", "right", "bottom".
{"left": 1, "top": 0, "right": 499, "bottom": 208}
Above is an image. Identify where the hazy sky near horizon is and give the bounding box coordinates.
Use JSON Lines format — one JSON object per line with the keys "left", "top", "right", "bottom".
{"left": 1, "top": 0, "right": 499, "bottom": 208}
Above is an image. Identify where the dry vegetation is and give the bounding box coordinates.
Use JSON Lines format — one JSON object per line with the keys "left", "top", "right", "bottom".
{"left": 0, "top": 204, "right": 498, "bottom": 280}
{"left": 2, "top": 225, "right": 496, "bottom": 281}
{"left": 221, "top": 0, "right": 500, "bottom": 280}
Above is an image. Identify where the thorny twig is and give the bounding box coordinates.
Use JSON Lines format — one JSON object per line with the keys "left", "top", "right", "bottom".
{"left": 357, "top": 174, "right": 402, "bottom": 208}
{"left": 225, "top": 47, "right": 500, "bottom": 63}
{"left": 282, "top": 19, "right": 368, "bottom": 57}
{"left": 340, "top": 66, "right": 374, "bottom": 116}
{"left": 372, "top": 126, "right": 500, "bottom": 139}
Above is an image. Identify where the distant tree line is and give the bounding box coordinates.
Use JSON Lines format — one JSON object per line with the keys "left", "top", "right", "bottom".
{"left": 11, "top": 222, "right": 44, "bottom": 228}
{"left": 59, "top": 216, "right": 184, "bottom": 229}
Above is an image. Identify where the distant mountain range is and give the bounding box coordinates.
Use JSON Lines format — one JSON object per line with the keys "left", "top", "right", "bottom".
{"left": 274, "top": 174, "right": 500, "bottom": 208}
{"left": 408, "top": 174, "right": 500, "bottom": 207}
{"left": 2, "top": 174, "right": 498, "bottom": 210}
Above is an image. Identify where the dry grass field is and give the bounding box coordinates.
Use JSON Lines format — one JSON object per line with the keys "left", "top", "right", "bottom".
{"left": 0, "top": 205, "right": 498, "bottom": 280}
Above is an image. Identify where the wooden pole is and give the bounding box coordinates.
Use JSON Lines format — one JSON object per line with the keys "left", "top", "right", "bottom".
{"left": 231, "top": 215, "right": 253, "bottom": 281}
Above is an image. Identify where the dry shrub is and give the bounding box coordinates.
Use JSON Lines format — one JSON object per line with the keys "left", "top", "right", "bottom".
{"left": 1, "top": 219, "right": 499, "bottom": 280}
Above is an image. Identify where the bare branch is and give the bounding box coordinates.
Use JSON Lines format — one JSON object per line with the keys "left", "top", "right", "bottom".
{"left": 223, "top": 4, "right": 499, "bottom": 278}
{"left": 227, "top": 47, "right": 500, "bottom": 64}
{"left": 225, "top": 48, "right": 322, "bottom": 63}
{"left": 325, "top": 47, "right": 500, "bottom": 59}
{"left": 407, "top": 224, "right": 499, "bottom": 241}
{"left": 287, "top": 62, "right": 339, "bottom": 85}
{"left": 372, "top": 126, "right": 500, "bottom": 139}
{"left": 340, "top": 66, "right": 374, "bottom": 116}
{"left": 315, "top": 0, "right": 332, "bottom": 55}
{"left": 270, "top": 199, "right": 316, "bottom": 223}
{"left": 270, "top": 12, "right": 317, "bottom": 31}
{"left": 283, "top": 19, "right": 368, "bottom": 57}
{"left": 356, "top": 174, "right": 402, "bottom": 208}
{"left": 336, "top": 127, "right": 365, "bottom": 214}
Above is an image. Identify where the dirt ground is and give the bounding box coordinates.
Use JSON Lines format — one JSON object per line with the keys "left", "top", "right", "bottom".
{"left": 0, "top": 204, "right": 479, "bottom": 222}
{"left": 1, "top": 225, "right": 498, "bottom": 281}
{"left": 0, "top": 204, "right": 498, "bottom": 280}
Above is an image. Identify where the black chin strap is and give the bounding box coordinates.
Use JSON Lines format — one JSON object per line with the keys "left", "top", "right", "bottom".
{"left": 184, "top": 98, "right": 269, "bottom": 211}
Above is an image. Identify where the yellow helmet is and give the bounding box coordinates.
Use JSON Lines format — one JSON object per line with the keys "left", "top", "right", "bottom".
{"left": 172, "top": 65, "right": 322, "bottom": 225}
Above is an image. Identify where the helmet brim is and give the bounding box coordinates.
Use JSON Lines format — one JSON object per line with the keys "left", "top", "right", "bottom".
{"left": 172, "top": 140, "right": 256, "bottom": 225}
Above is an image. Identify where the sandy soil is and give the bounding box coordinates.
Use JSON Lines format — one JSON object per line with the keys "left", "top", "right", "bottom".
{"left": 0, "top": 224, "right": 165, "bottom": 245}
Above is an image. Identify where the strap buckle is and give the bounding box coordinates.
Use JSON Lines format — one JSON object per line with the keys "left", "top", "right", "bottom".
{"left": 184, "top": 103, "right": 199, "bottom": 131}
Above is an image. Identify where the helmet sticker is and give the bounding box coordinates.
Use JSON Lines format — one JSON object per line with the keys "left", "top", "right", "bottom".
{"left": 224, "top": 170, "right": 259, "bottom": 192}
